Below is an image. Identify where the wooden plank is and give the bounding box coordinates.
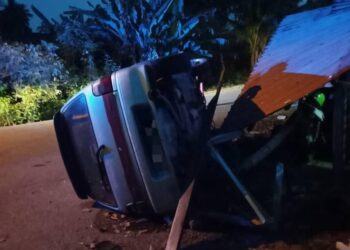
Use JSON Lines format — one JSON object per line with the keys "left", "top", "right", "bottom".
{"left": 165, "top": 180, "right": 195, "bottom": 250}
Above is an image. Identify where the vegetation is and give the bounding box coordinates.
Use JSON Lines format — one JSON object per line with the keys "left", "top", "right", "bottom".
{"left": 0, "top": 42, "right": 67, "bottom": 87}
{"left": 78, "top": 0, "right": 215, "bottom": 61}
{"left": 32, "top": 0, "right": 217, "bottom": 70}
{"left": 0, "top": 0, "right": 333, "bottom": 126}
{"left": 0, "top": 83, "right": 84, "bottom": 126}
{"left": 0, "top": 0, "right": 32, "bottom": 43}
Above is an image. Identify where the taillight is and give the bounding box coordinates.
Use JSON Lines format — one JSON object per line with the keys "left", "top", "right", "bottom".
{"left": 92, "top": 75, "right": 113, "bottom": 96}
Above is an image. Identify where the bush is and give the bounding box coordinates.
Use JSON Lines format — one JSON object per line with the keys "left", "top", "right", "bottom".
{"left": 0, "top": 96, "right": 13, "bottom": 126}
{"left": 0, "top": 39, "right": 87, "bottom": 127}
{"left": 0, "top": 83, "right": 84, "bottom": 127}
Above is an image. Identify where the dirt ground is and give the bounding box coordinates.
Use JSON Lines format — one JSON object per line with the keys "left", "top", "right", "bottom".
{"left": 1, "top": 121, "right": 350, "bottom": 250}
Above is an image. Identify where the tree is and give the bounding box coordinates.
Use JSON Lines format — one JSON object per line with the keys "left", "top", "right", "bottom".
{"left": 33, "top": 0, "right": 216, "bottom": 71}
{"left": 227, "top": 0, "right": 296, "bottom": 68}
{"left": 191, "top": 0, "right": 332, "bottom": 72}
{"left": 62, "top": 0, "right": 215, "bottom": 63}
{"left": 32, "top": 5, "right": 118, "bottom": 76}
{"left": 0, "top": 0, "right": 32, "bottom": 42}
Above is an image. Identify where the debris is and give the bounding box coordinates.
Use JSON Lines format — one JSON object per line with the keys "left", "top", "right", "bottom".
{"left": 82, "top": 208, "right": 92, "bottom": 213}
{"left": 89, "top": 242, "right": 96, "bottom": 249}
{"left": 277, "top": 115, "right": 287, "bottom": 121}
{"left": 124, "top": 231, "right": 132, "bottom": 237}
{"left": 122, "top": 221, "right": 131, "bottom": 228}
{"left": 251, "top": 218, "right": 263, "bottom": 226}
{"left": 336, "top": 241, "right": 350, "bottom": 250}
{"left": 109, "top": 213, "right": 119, "bottom": 221}
{"left": 137, "top": 229, "right": 148, "bottom": 236}
{"left": 120, "top": 221, "right": 131, "bottom": 230}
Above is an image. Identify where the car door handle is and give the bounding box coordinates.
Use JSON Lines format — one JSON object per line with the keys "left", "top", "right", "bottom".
{"left": 96, "top": 145, "right": 112, "bottom": 192}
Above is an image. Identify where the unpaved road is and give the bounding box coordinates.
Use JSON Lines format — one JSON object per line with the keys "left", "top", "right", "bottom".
{"left": 0, "top": 121, "right": 114, "bottom": 250}
{"left": 1, "top": 87, "right": 349, "bottom": 250}
{"left": 0, "top": 88, "right": 240, "bottom": 250}
{"left": 0, "top": 121, "right": 180, "bottom": 250}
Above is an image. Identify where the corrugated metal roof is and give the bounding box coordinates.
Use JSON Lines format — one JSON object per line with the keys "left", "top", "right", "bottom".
{"left": 222, "top": 2, "right": 350, "bottom": 130}
{"left": 333, "top": 0, "right": 350, "bottom": 12}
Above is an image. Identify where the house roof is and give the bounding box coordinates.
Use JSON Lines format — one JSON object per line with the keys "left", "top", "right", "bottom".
{"left": 222, "top": 1, "right": 350, "bottom": 130}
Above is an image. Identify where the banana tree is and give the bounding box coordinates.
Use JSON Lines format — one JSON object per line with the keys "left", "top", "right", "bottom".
{"left": 66, "top": 0, "right": 215, "bottom": 62}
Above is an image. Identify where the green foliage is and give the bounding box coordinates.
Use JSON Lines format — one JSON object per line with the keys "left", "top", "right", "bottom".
{"left": 0, "top": 83, "right": 84, "bottom": 127}
{"left": 0, "top": 96, "right": 13, "bottom": 126}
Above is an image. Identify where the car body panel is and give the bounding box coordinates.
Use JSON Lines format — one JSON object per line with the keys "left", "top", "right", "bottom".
{"left": 114, "top": 64, "right": 180, "bottom": 213}
{"left": 84, "top": 85, "right": 135, "bottom": 212}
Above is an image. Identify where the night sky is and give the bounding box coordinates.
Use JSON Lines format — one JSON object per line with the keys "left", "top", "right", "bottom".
{"left": 0, "top": 0, "right": 311, "bottom": 31}
{"left": 15, "top": 0, "right": 100, "bottom": 30}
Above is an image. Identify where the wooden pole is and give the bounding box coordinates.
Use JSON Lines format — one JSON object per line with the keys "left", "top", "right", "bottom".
{"left": 165, "top": 180, "right": 195, "bottom": 250}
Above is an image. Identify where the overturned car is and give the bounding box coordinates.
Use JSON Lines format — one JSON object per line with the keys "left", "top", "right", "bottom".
{"left": 54, "top": 1, "right": 350, "bottom": 228}
{"left": 54, "top": 54, "right": 210, "bottom": 214}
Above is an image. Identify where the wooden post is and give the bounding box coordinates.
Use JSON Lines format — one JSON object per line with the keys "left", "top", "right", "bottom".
{"left": 165, "top": 180, "right": 195, "bottom": 250}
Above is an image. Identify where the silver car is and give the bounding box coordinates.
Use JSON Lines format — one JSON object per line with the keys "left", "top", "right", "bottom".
{"left": 54, "top": 54, "right": 206, "bottom": 215}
